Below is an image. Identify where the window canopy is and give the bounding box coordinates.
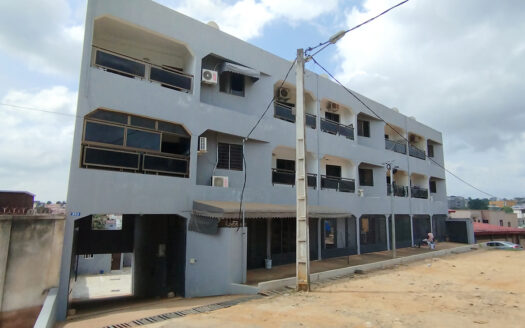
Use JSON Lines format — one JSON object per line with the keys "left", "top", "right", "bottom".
{"left": 219, "top": 62, "right": 260, "bottom": 81}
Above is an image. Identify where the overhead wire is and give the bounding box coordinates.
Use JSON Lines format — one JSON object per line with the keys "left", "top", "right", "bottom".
{"left": 309, "top": 56, "right": 496, "bottom": 198}
{"left": 1, "top": 102, "right": 79, "bottom": 118}
{"left": 238, "top": 58, "right": 298, "bottom": 223}
{"left": 305, "top": 0, "right": 410, "bottom": 58}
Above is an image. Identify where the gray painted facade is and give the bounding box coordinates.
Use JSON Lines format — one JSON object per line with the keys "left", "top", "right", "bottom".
{"left": 57, "top": 0, "right": 448, "bottom": 320}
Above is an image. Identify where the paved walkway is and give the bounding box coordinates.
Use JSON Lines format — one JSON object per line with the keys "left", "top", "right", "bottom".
{"left": 247, "top": 242, "right": 463, "bottom": 285}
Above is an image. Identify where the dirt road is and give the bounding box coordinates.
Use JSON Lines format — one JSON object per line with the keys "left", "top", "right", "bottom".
{"left": 155, "top": 249, "right": 525, "bottom": 328}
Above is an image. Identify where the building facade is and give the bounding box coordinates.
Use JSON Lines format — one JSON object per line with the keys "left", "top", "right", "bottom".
{"left": 449, "top": 209, "right": 519, "bottom": 228}
{"left": 57, "top": 0, "right": 448, "bottom": 319}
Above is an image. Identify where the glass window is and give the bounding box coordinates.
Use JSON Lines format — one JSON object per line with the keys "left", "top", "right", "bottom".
{"left": 84, "top": 121, "right": 125, "bottom": 145}
{"left": 325, "top": 112, "right": 340, "bottom": 123}
{"left": 359, "top": 168, "right": 374, "bottom": 186}
{"left": 220, "top": 72, "right": 245, "bottom": 97}
{"left": 87, "top": 109, "right": 129, "bottom": 124}
{"left": 95, "top": 50, "right": 146, "bottom": 78}
{"left": 130, "top": 116, "right": 156, "bottom": 129}
{"left": 357, "top": 119, "right": 370, "bottom": 137}
{"left": 157, "top": 121, "right": 190, "bottom": 137}
{"left": 161, "top": 134, "right": 190, "bottom": 156}
{"left": 126, "top": 128, "right": 161, "bottom": 151}
{"left": 429, "top": 180, "right": 437, "bottom": 193}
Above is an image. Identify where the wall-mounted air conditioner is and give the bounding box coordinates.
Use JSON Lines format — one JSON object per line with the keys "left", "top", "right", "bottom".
{"left": 198, "top": 137, "right": 207, "bottom": 154}
{"left": 212, "top": 176, "right": 229, "bottom": 187}
{"left": 326, "top": 101, "right": 339, "bottom": 112}
{"left": 278, "top": 87, "right": 290, "bottom": 99}
{"left": 357, "top": 189, "right": 364, "bottom": 197}
{"left": 202, "top": 69, "right": 218, "bottom": 84}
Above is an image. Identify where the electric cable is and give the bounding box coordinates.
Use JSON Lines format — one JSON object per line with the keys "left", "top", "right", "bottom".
{"left": 238, "top": 58, "right": 297, "bottom": 223}
{"left": 310, "top": 56, "right": 496, "bottom": 198}
{"left": 1, "top": 102, "right": 79, "bottom": 118}
{"left": 305, "top": 0, "right": 410, "bottom": 58}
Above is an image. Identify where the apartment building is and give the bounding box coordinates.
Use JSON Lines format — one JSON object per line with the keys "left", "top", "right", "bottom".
{"left": 449, "top": 209, "right": 519, "bottom": 227}
{"left": 57, "top": 0, "right": 448, "bottom": 319}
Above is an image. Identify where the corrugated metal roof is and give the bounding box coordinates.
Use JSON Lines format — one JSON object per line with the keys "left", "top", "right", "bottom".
{"left": 193, "top": 200, "right": 352, "bottom": 219}
{"left": 473, "top": 222, "right": 525, "bottom": 235}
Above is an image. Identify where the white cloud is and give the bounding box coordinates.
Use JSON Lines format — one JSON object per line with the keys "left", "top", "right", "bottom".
{"left": 0, "top": 0, "right": 85, "bottom": 78}
{"left": 0, "top": 86, "right": 77, "bottom": 201}
{"left": 158, "top": 0, "right": 339, "bottom": 40}
{"left": 332, "top": 0, "right": 525, "bottom": 198}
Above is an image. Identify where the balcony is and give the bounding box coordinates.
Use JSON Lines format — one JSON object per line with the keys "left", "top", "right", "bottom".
{"left": 82, "top": 145, "right": 189, "bottom": 177}
{"left": 387, "top": 184, "right": 409, "bottom": 197}
{"left": 385, "top": 139, "right": 406, "bottom": 154}
{"left": 271, "top": 169, "right": 317, "bottom": 188}
{"left": 321, "top": 176, "right": 355, "bottom": 193}
{"left": 320, "top": 118, "right": 354, "bottom": 140}
{"left": 93, "top": 47, "right": 193, "bottom": 93}
{"left": 411, "top": 186, "right": 428, "bottom": 199}
{"left": 274, "top": 102, "right": 317, "bottom": 129}
{"left": 409, "top": 145, "right": 426, "bottom": 160}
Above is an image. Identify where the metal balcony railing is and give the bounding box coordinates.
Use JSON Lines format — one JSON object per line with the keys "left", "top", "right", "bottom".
{"left": 411, "top": 186, "right": 428, "bottom": 199}
{"left": 321, "top": 176, "right": 355, "bottom": 193}
{"left": 320, "top": 118, "right": 354, "bottom": 140}
{"left": 274, "top": 102, "right": 317, "bottom": 129}
{"left": 385, "top": 139, "right": 407, "bottom": 154}
{"left": 93, "top": 47, "right": 193, "bottom": 93}
{"left": 409, "top": 145, "right": 426, "bottom": 160}
{"left": 271, "top": 169, "right": 317, "bottom": 188}
{"left": 387, "top": 184, "right": 409, "bottom": 197}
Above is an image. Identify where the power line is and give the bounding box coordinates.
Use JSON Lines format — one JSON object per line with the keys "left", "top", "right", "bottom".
{"left": 310, "top": 56, "right": 496, "bottom": 198}
{"left": 0, "top": 102, "right": 78, "bottom": 118}
{"left": 305, "top": 0, "right": 410, "bottom": 58}
{"left": 238, "top": 59, "right": 297, "bottom": 223}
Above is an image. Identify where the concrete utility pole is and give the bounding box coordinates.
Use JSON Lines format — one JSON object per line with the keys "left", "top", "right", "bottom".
{"left": 387, "top": 163, "right": 397, "bottom": 259}
{"left": 295, "top": 48, "right": 310, "bottom": 291}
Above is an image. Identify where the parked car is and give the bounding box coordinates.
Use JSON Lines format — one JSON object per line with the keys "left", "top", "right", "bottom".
{"left": 483, "top": 241, "right": 523, "bottom": 250}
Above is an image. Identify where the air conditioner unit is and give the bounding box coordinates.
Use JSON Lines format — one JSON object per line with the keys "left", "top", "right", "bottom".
{"left": 202, "top": 69, "right": 218, "bottom": 84}
{"left": 212, "top": 176, "right": 229, "bottom": 187}
{"left": 357, "top": 189, "right": 364, "bottom": 197}
{"left": 198, "top": 136, "right": 207, "bottom": 154}
{"left": 278, "top": 87, "right": 290, "bottom": 99}
{"left": 326, "top": 101, "right": 339, "bottom": 112}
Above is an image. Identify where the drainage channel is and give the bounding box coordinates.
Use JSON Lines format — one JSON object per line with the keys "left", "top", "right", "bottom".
{"left": 101, "top": 295, "right": 261, "bottom": 328}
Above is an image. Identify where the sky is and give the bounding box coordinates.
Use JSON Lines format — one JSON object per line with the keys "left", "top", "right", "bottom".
{"left": 0, "top": 0, "right": 524, "bottom": 202}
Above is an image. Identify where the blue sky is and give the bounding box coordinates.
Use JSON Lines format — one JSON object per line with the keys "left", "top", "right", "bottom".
{"left": 1, "top": 0, "right": 524, "bottom": 202}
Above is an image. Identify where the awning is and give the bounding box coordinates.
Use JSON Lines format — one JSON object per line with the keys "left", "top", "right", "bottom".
{"left": 219, "top": 62, "right": 260, "bottom": 81}
{"left": 193, "top": 200, "right": 352, "bottom": 220}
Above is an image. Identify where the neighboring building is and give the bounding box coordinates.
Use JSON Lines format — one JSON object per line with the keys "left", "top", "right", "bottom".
{"left": 489, "top": 200, "right": 516, "bottom": 209}
{"left": 448, "top": 195, "right": 467, "bottom": 209}
{"left": 474, "top": 222, "right": 525, "bottom": 247}
{"left": 57, "top": 0, "right": 450, "bottom": 320}
{"left": 449, "top": 209, "right": 519, "bottom": 228}
{"left": 0, "top": 191, "right": 34, "bottom": 214}
{"left": 512, "top": 205, "right": 525, "bottom": 227}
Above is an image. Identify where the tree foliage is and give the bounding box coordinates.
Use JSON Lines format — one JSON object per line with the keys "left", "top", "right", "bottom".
{"left": 468, "top": 198, "right": 489, "bottom": 210}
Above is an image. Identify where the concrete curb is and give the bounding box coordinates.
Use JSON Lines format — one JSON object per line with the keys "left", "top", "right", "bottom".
{"left": 258, "top": 244, "right": 478, "bottom": 291}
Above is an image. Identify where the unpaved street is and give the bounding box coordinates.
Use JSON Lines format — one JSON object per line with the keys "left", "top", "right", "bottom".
{"left": 156, "top": 249, "right": 525, "bottom": 328}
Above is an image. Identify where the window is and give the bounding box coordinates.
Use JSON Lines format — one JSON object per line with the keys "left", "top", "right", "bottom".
{"left": 500, "top": 220, "right": 503, "bottom": 226}
{"left": 357, "top": 119, "right": 370, "bottom": 137}
{"left": 508, "top": 222, "right": 511, "bottom": 227}
{"left": 359, "top": 168, "right": 374, "bottom": 186}
{"left": 325, "top": 112, "right": 340, "bottom": 123}
{"left": 126, "top": 128, "right": 161, "bottom": 151}
{"left": 84, "top": 121, "right": 125, "bottom": 146}
{"left": 220, "top": 72, "right": 245, "bottom": 96}
{"left": 217, "top": 143, "right": 243, "bottom": 170}
{"left": 326, "top": 165, "right": 342, "bottom": 178}
{"left": 429, "top": 180, "right": 437, "bottom": 193}
{"left": 276, "top": 159, "right": 295, "bottom": 171}
{"left": 428, "top": 144, "right": 435, "bottom": 157}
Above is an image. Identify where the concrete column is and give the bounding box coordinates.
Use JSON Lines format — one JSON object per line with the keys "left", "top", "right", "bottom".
{"left": 0, "top": 217, "right": 13, "bottom": 312}
{"left": 266, "top": 219, "right": 272, "bottom": 260}
{"left": 386, "top": 215, "right": 390, "bottom": 251}
{"left": 356, "top": 216, "right": 361, "bottom": 255}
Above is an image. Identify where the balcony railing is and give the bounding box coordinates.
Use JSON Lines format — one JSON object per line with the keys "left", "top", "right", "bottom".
{"left": 385, "top": 139, "right": 406, "bottom": 154}
{"left": 409, "top": 145, "right": 426, "bottom": 160}
{"left": 271, "top": 169, "right": 317, "bottom": 188}
{"left": 321, "top": 176, "right": 355, "bottom": 193}
{"left": 320, "top": 118, "right": 354, "bottom": 140}
{"left": 387, "top": 184, "right": 409, "bottom": 197}
{"left": 411, "top": 186, "right": 428, "bottom": 199}
{"left": 274, "top": 102, "right": 317, "bottom": 129}
{"left": 93, "top": 47, "right": 193, "bottom": 93}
